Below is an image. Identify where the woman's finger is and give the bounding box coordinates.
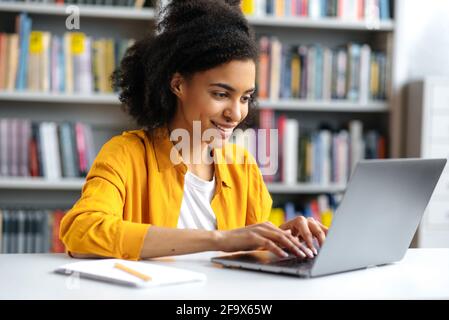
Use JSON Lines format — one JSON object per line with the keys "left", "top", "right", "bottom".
{"left": 270, "top": 223, "right": 314, "bottom": 258}
{"left": 317, "top": 221, "right": 329, "bottom": 235}
{"left": 281, "top": 229, "right": 312, "bottom": 258}
{"left": 295, "top": 217, "right": 316, "bottom": 254}
{"left": 252, "top": 233, "right": 289, "bottom": 258}
{"left": 256, "top": 226, "right": 308, "bottom": 258}
{"left": 308, "top": 219, "right": 326, "bottom": 247}
{"left": 262, "top": 223, "right": 308, "bottom": 256}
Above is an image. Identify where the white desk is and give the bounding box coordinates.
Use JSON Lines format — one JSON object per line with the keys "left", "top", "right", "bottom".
{"left": 0, "top": 249, "right": 448, "bottom": 300}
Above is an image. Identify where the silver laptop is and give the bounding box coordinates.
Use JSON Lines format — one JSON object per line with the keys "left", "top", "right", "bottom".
{"left": 211, "top": 158, "right": 447, "bottom": 278}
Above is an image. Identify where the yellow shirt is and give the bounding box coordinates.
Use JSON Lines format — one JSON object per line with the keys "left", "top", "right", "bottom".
{"left": 60, "top": 127, "right": 273, "bottom": 261}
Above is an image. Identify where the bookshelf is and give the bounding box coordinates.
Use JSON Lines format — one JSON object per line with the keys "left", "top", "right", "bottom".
{"left": 246, "top": 15, "right": 394, "bottom": 30}
{"left": 0, "top": 1, "right": 396, "bottom": 189}
{"left": 0, "top": 177, "right": 84, "bottom": 190}
{"left": 0, "top": 0, "right": 398, "bottom": 252}
{"left": 0, "top": 177, "right": 346, "bottom": 195}
{"left": 258, "top": 99, "right": 389, "bottom": 112}
{"left": 0, "top": 2, "right": 156, "bottom": 20}
{"left": 0, "top": 91, "right": 119, "bottom": 104}
{"left": 406, "top": 78, "right": 449, "bottom": 248}
{"left": 0, "top": 91, "right": 390, "bottom": 110}
{"left": 0, "top": 1, "right": 154, "bottom": 212}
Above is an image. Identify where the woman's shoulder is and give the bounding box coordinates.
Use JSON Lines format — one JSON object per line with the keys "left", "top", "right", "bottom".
{"left": 97, "top": 129, "right": 150, "bottom": 161}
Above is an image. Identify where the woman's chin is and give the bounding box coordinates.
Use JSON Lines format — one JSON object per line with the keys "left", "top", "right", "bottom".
{"left": 208, "top": 136, "right": 228, "bottom": 149}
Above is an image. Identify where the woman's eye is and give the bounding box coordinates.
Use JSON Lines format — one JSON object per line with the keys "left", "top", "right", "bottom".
{"left": 213, "top": 92, "right": 228, "bottom": 99}
{"left": 242, "top": 95, "right": 252, "bottom": 103}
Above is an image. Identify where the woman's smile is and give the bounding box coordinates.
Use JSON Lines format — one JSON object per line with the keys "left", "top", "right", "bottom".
{"left": 210, "top": 120, "right": 237, "bottom": 139}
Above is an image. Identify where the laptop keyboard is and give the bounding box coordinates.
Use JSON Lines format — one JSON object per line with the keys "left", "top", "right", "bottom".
{"left": 269, "top": 257, "right": 315, "bottom": 269}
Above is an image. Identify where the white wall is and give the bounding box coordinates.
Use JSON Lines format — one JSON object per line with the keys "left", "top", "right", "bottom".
{"left": 392, "top": 0, "right": 449, "bottom": 156}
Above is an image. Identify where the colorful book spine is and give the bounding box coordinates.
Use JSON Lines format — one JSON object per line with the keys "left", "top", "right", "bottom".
{"left": 0, "top": 118, "right": 96, "bottom": 179}
{"left": 257, "top": 37, "right": 388, "bottom": 102}
{"left": 242, "top": 0, "right": 391, "bottom": 20}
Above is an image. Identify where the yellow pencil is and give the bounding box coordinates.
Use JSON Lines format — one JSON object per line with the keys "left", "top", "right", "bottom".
{"left": 114, "top": 262, "right": 152, "bottom": 282}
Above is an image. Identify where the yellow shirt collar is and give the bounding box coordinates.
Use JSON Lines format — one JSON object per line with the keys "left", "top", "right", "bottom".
{"left": 148, "top": 127, "right": 233, "bottom": 189}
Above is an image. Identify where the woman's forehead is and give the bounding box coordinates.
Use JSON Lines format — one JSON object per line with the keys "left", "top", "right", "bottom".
{"left": 195, "top": 60, "right": 256, "bottom": 88}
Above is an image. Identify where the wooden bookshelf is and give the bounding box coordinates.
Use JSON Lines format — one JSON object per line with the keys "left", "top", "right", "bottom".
{"left": 0, "top": 177, "right": 346, "bottom": 194}
{"left": 247, "top": 16, "right": 394, "bottom": 31}
{"left": 0, "top": 2, "right": 156, "bottom": 20}
{"left": 258, "top": 99, "right": 389, "bottom": 112}
{"left": 0, "top": 0, "right": 396, "bottom": 199}
{"left": 0, "top": 177, "right": 84, "bottom": 190}
{"left": 0, "top": 0, "right": 401, "bottom": 255}
{"left": 0, "top": 3, "right": 393, "bottom": 31}
{"left": 0, "top": 91, "right": 388, "bottom": 112}
{"left": 267, "top": 182, "right": 346, "bottom": 194}
{"left": 0, "top": 91, "right": 119, "bottom": 104}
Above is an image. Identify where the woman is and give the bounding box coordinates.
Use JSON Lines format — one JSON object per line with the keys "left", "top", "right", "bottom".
{"left": 60, "top": 0, "right": 328, "bottom": 261}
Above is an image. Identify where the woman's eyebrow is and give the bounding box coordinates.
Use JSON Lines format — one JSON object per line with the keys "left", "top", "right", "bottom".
{"left": 209, "top": 83, "right": 255, "bottom": 93}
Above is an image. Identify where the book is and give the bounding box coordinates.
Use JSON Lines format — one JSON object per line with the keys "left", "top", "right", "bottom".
{"left": 268, "top": 208, "right": 285, "bottom": 227}
{"left": 242, "top": 0, "right": 387, "bottom": 19}
{"left": 54, "top": 259, "right": 207, "bottom": 288}
{"left": 59, "top": 122, "right": 77, "bottom": 178}
{"left": 241, "top": 0, "right": 256, "bottom": 15}
{"left": 349, "top": 120, "right": 364, "bottom": 173}
{"left": 269, "top": 37, "right": 281, "bottom": 100}
{"left": 24, "top": 211, "right": 32, "bottom": 254}
{"left": 276, "top": 114, "right": 287, "bottom": 182}
{"left": 2, "top": 210, "right": 8, "bottom": 253}
{"left": 0, "top": 34, "right": 7, "bottom": 90}
{"left": 6, "top": 34, "right": 19, "bottom": 91}
{"left": 258, "top": 109, "right": 276, "bottom": 182}
{"left": 258, "top": 111, "right": 385, "bottom": 184}
{"left": 0, "top": 118, "right": 95, "bottom": 179}
{"left": 18, "top": 119, "right": 31, "bottom": 177}
{"left": 257, "top": 37, "right": 388, "bottom": 102}
{"left": 64, "top": 33, "right": 74, "bottom": 93}
{"left": 0, "top": 209, "right": 3, "bottom": 253}
{"left": 9, "top": 118, "right": 19, "bottom": 176}
{"left": 16, "top": 210, "right": 25, "bottom": 253}
{"left": 283, "top": 119, "right": 299, "bottom": 185}
{"left": 15, "top": 13, "right": 32, "bottom": 91}
{"left": 346, "top": 43, "right": 361, "bottom": 101}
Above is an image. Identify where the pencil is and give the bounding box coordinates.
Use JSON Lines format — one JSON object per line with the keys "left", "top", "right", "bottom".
{"left": 114, "top": 262, "right": 152, "bottom": 282}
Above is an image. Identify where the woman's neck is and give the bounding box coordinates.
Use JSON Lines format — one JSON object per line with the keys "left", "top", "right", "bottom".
{"left": 167, "top": 119, "right": 215, "bottom": 181}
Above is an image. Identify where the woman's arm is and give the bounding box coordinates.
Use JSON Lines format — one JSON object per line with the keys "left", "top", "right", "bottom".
{"left": 68, "top": 228, "right": 218, "bottom": 259}
{"left": 140, "top": 227, "right": 219, "bottom": 258}
{"left": 140, "top": 222, "right": 313, "bottom": 259}
{"left": 71, "top": 220, "right": 325, "bottom": 260}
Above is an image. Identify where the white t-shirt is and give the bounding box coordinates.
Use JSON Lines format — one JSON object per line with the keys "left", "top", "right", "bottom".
{"left": 177, "top": 171, "right": 217, "bottom": 230}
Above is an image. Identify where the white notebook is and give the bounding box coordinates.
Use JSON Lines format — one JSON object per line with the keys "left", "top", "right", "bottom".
{"left": 54, "top": 259, "right": 207, "bottom": 288}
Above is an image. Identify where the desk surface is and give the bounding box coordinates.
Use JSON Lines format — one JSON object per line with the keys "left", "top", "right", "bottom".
{"left": 0, "top": 249, "right": 448, "bottom": 300}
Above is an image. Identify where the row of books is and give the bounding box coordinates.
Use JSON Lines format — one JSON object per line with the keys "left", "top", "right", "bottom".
{"left": 241, "top": 0, "right": 392, "bottom": 20}
{"left": 0, "top": 13, "right": 134, "bottom": 93}
{"left": 268, "top": 193, "right": 344, "bottom": 228}
{"left": 0, "top": 118, "right": 95, "bottom": 179}
{"left": 0, "top": 208, "right": 66, "bottom": 254}
{"left": 257, "top": 37, "right": 389, "bottom": 102}
{"left": 0, "top": 0, "right": 152, "bottom": 7}
{"left": 232, "top": 113, "right": 386, "bottom": 184}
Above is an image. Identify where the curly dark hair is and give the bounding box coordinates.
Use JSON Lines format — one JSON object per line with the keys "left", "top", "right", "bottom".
{"left": 112, "top": 0, "right": 259, "bottom": 132}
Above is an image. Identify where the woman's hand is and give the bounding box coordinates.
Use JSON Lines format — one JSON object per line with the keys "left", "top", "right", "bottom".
{"left": 279, "top": 216, "right": 328, "bottom": 255}
{"left": 215, "top": 221, "right": 317, "bottom": 259}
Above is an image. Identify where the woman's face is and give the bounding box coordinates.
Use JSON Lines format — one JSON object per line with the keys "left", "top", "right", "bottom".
{"left": 170, "top": 59, "right": 256, "bottom": 148}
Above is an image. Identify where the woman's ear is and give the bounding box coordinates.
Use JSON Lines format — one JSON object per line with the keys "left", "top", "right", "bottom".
{"left": 170, "top": 72, "right": 184, "bottom": 98}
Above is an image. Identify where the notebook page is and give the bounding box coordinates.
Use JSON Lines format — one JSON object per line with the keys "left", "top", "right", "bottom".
{"left": 55, "top": 259, "right": 207, "bottom": 288}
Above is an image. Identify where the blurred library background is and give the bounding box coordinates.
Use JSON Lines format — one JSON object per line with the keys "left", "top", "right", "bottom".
{"left": 0, "top": 0, "right": 448, "bottom": 254}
